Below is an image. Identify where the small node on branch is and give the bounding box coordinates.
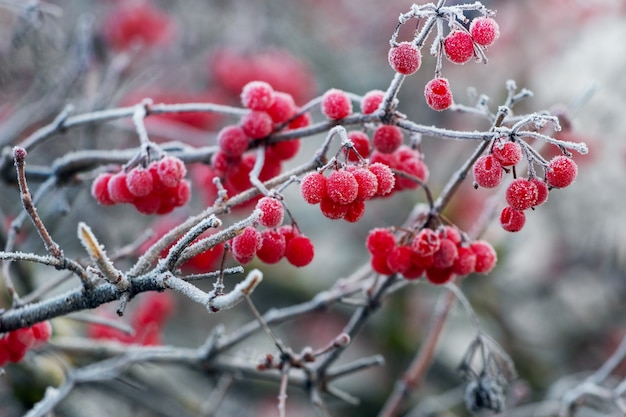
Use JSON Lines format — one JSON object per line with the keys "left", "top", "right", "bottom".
{"left": 12, "top": 146, "right": 27, "bottom": 163}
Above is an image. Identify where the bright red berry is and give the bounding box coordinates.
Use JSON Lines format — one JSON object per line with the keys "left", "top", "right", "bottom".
{"left": 411, "top": 229, "right": 441, "bottom": 257}
{"left": 388, "top": 42, "right": 422, "bottom": 75}
{"left": 267, "top": 91, "right": 297, "bottom": 123}
{"left": 321, "top": 88, "right": 352, "bottom": 120}
{"left": 443, "top": 30, "right": 475, "bottom": 64}
{"left": 285, "top": 235, "right": 314, "bottom": 267}
{"left": 432, "top": 238, "right": 459, "bottom": 269}
{"left": 133, "top": 292, "right": 174, "bottom": 328}
{"left": 345, "top": 131, "right": 371, "bottom": 162}
{"left": 156, "top": 156, "right": 187, "bottom": 188}
{"left": 394, "top": 158, "right": 429, "bottom": 190}
{"left": 545, "top": 156, "right": 577, "bottom": 188}
{"left": 425, "top": 266, "right": 455, "bottom": 285}
{"left": 103, "top": 1, "right": 175, "bottom": 51}
{"left": 300, "top": 172, "right": 327, "bottom": 204}
{"left": 387, "top": 245, "right": 414, "bottom": 274}
{"left": 319, "top": 196, "right": 349, "bottom": 220}
{"left": 492, "top": 140, "right": 522, "bottom": 167}
{"left": 218, "top": 125, "right": 250, "bottom": 157}
{"left": 326, "top": 170, "right": 359, "bottom": 205}
{"left": 360, "top": 90, "right": 385, "bottom": 114}
{"left": 500, "top": 206, "right": 526, "bottom": 232}
{"left": 368, "top": 163, "right": 395, "bottom": 196}
{"left": 344, "top": 200, "right": 366, "bottom": 223}
{"left": 288, "top": 112, "right": 312, "bottom": 129}
{"left": 241, "top": 110, "right": 274, "bottom": 139}
{"left": 31, "top": 321, "right": 52, "bottom": 344}
{"left": 452, "top": 246, "right": 477, "bottom": 276}
{"left": 371, "top": 254, "right": 393, "bottom": 275}
{"left": 366, "top": 228, "right": 396, "bottom": 256}
{"left": 6, "top": 327, "right": 35, "bottom": 362}
{"left": 108, "top": 172, "right": 136, "bottom": 203}
{"left": 241, "top": 81, "right": 275, "bottom": 111}
{"left": 473, "top": 154, "right": 503, "bottom": 188}
{"left": 266, "top": 139, "right": 301, "bottom": 161}
{"left": 530, "top": 177, "right": 549, "bottom": 206}
{"left": 126, "top": 168, "right": 154, "bottom": 197}
{"left": 403, "top": 264, "right": 425, "bottom": 280}
{"left": 470, "top": 17, "right": 500, "bottom": 46}
{"left": 256, "top": 229, "right": 287, "bottom": 264}
{"left": 231, "top": 226, "right": 262, "bottom": 265}
{"left": 424, "top": 77, "right": 453, "bottom": 111}
{"left": 506, "top": 178, "right": 538, "bottom": 211}
{"left": 256, "top": 197, "right": 284, "bottom": 228}
{"left": 350, "top": 167, "right": 379, "bottom": 201}
{"left": 470, "top": 240, "right": 497, "bottom": 274}
{"left": 438, "top": 226, "right": 463, "bottom": 246}
{"left": 92, "top": 173, "right": 115, "bottom": 205}
{"left": 373, "top": 125, "right": 403, "bottom": 154}
{"left": 133, "top": 191, "right": 162, "bottom": 215}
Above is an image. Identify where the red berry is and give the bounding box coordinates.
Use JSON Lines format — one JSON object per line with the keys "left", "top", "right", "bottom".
{"left": 108, "top": 172, "right": 136, "bottom": 203}
{"left": 388, "top": 42, "right": 422, "bottom": 75}
{"left": 411, "top": 229, "right": 441, "bottom": 257}
{"left": 366, "top": 228, "right": 396, "bottom": 256}
{"left": 387, "top": 245, "right": 414, "bottom": 274}
{"left": 300, "top": 172, "right": 327, "bottom": 205}
{"left": 369, "top": 163, "right": 396, "bottom": 196}
{"left": 156, "top": 156, "right": 187, "bottom": 188}
{"left": 492, "top": 140, "right": 522, "bottom": 167}
{"left": 211, "top": 150, "right": 233, "bottom": 174}
{"left": 506, "top": 178, "right": 538, "bottom": 211}
{"left": 241, "top": 81, "right": 275, "bottom": 111}
{"left": 0, "top": 339, "right": 10, "bottom": 366}
{"left": 326, "top": 170, "right": 359, "bottom": 205}
{"left": 241, "top": 110, "right": 274, "bottom": 139}
{"left": 231, "top": 226, "right": 262, "bottom": 265}
{"left": 256, "top": 197, "right": 284, "bottom": 228}
{"left": 218, "top": 125, "right": 250, "bottom": 157}
{"left": 403, "top": 264, "right": 425, "bottom": 280}
{"left": 373, "top": 125, "right": 403, "bottom": 154}
{"left": 288, "top": 112, "right": 312, "bottom": 129}
{"left": 31, "top": 321, "right": 52, "bottom": 343}
{"left": 412, "top": 252, "right": 434, "bottom": 269}
{"left": 470, "top": 240, "right": 497, "bottom": 274}
{"left": 395, "top": 158, "right": 429, "bottom": 190}
{"left": 103, "top": 1, "right": 175, "bottom": 51}
{"left": 319, "top": 196, "right": 349, "bottom": 220}
{"left": 350, "top": 167, "right": 379, "bottom": 201}
{"left": 530, "top": 177, "right": 549, "bottom": 206}
{"left": 256, "top": 229, "right": 287, "bottom": 264}
{"left": 321, "top": 88, "right": 352, "bottom": 120}
{"left": 266, "top": 139, "right": 301, "bottom": 161}
{"left": 444, "top": 30, "right": 475, "bottom": 64}
{"left": 425, "top": 267, "right": 455, "bottom": 285}
{"left": 424, "top": 78, "right": 453, "bottom": 111}
{"left": 360, "top": 90, "right": 385, "bottom": 114}
{"left": 438, "top": 226, "right": 463, "bottom": 246}
{"left": 126, "top": 168, "right": 154, "bottom": 197}
{"left": 133, "top": 292, "right": 174, "bottom": 328}
{"left": 6, "top": 327, "right": 35, "bottom": 363}
{"left": 92, "top": 173, "right": 115, "bottom": 205}
{"left": 345, "top": 131, "right": 371, "bottom": 162}
{"left": 473, "top": 154, "right": 503, "bottom": 188}
{"left": 500, "top": 206, "right": 526, "bottom": 232}
{"left": 470, "top": 17, "right": 500, "bottom": 46}
{"left": 432, "top": 238, "right": 459, "bottom": 269}
{"left": 133, "top": 191, "right": 162, "bottom": 215}
{"left": 277, "top": 225, "right": 296, "bottom": 245}
{"left": 285, "top": 235, "right": 314, "bottom": 267}
{"left": 344, "top": 200, "right": 366, "bottom": 223}
{"left": 267, "top": 92, "right": 297, "bottom": 123}
{"left": 371, "top": 254, "right": 393, "bottom": 275}
{"left": 545, "top": 156, "right": 577, "bottom": 188}
{"left": 452, "top": 246, "right": 477, "bottom": 276}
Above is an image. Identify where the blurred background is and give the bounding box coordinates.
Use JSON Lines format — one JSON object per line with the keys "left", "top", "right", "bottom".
{"left": 1, "top": 0, "right": 626, "bottom": 416}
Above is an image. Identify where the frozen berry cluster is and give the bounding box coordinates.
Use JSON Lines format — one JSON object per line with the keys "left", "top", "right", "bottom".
{"left": 473, "top": 138, "right": 578, "bottom": 232}
{"left": 366, "top": 226, "right": 497, "bottom": 284}
{"left": 371, "top": 145, "right": 430, "bottom": 194}
{"left": 0, "top": 321, "right": 52, "bottom": 366}
{"left": 92, "top": 156, "right": 190, "bottom": 215}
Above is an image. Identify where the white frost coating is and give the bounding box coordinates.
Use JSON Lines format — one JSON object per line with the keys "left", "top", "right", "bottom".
{"left": 207, "top": 269, "right": 263, "bottom": 313}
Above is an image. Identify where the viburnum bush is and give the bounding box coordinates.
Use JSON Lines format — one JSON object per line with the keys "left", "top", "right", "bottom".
{"left": 2, "top": 1, "right": 622, "bottom": 417}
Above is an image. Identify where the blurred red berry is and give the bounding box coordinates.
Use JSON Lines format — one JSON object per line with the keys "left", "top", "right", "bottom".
{"left": 92, "top": 173, "right": 115, "bottom": 205}
{"left": 345, "top": 131, "right": 371, "bottom": 162}
{"left": 241, "top": 81, "right": 275, "bottom": 111}
{"left": 366, "top": 228, "right": 396, "bottom": 257}
{"left": 218, "top": 125, "right": 250, "bottom": 157}
{"left": 471, "top": 240, "right": 497, "bottom": 274}
{"left": 241, "top": 110, "right": 274, "bottom": 139}
{"left": 411, "top": 229, "right": 441, "bottom": 257}
{"left": 108, "top": 172, "right": 136, "bottom": 204}
{"left": 360, "top": 90, "right": 385, "bottom": 114}
{"left": 126, "top": 168, "right": 154, "bottom": 197}
{"left": 156, "top": 156, "right": 187, "bottom": 188}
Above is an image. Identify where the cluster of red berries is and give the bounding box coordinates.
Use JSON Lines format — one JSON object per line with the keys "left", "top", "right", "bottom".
{"left": 444, "top": 17, "right": 500, "bottom": 64}
{"left": 92, "top": 156, "right": 190, "bottom": 215}
{"left": 0, "top": 321, "right": 52, "bottom": 366}
{"left": 300, "top": 162, "right": 395, "bottom": 222}
{"left": 89, "top": 292, "right": 174, "bottom": 346}
{"left": 366, "top": 226, "right": 497, "bottom": 284}
{"left": 473, "top": 139, "right": 578, "bottom": 232}
{"left": 230, "top": 197, "right": 314, "bottom": 267}
{"left": 371, "top": 145, "right": 430, "bottom": 193}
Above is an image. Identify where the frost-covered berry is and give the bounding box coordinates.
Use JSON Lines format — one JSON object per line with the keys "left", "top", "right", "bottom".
{"left": 345, "top": 131, "right": 371, "bottom": 162}
{"left": 506, "top": 178, "right": 538, "bottom": 211}
{"left": 326, "top": 170, "right": 359, "bottom": 205}
{"left": 256, "top": 229, "right": 286, "bottom": 264}
{"left": 126, "top": 168, "right": 154, "bottom": 197}
{"left": 371, "top": 254, "right": 393, "bottom": 275}
{"left": 321, "top": 88, "right": 352, "bottom": 120}
{"left": 387, "top": 245, "right": 414, "bottom": 274}
{"left": 266, "top": 139, "right": 301, "bottom": 161}
{"left": 156, "top": 156, "right": 187, "bottom": 188}
{"left": 452, "top": 246, "right": 476, "bottom": 276}
{"left": 432, "top": 238, "right": 459, "bottom": 269}
{"left": 545, "top": 156, "right": 577, "bottom": 188}
{"left": 344, "top": 200, "right": 366, "bottom": 223}
{"left": 256, "top": 197, "right": 284, "bottom": 228}
{"left": 373, "top": 125, "right": 403, "bottom": 154}
{"left": 285, "top": 235, "right": 314, "bottom": 267}
{"left": 500, "top": 206, "right": 526, "bottom": 232}
{"left": 424, "top": 77, "right": 453, "bottom": 111}
{"left": 388, "top": 42, "right": 422, "bottom": 75}
{"left": 366, "top": 228, "right": 396, "bottom": 256}
{"left": 395, "top": 158, "right": 429, "bottom": 190}
{"left": 425, "top": 267, "right": 455, "bottom": 285}
{"left": 108, "top": 172, "right": 136, "bottom": 203}
{"left": 92, "top": 173, "right": 115, "bottom": 205}
{"left": 411, "top": 228, "right": 441, "bottom": 257}
{"left": 360, "top": 90, "right": 385, "bottom": 114}
{"left": 300, "top": 172, "right": 327, "bottom": 204}
{"left": 470, "top": 17, "right": 500, "bottom": 46}
{"left": 530, "top": 177, "right": 549, "bottom": 206}
{"left": 368, "top": 163, "right": 395, "bottom": 196}
{"left": 350, "top": 167, "right": 379, "bottom": 201}
{"left": 266, "top": 91, "right": 297, "bottom": 123}
{"left": 471, "top": 240, "right": 497, "bottom": 274}
{"left": 231, "top": 226, "right": 262, "bottom": 265}
{"left": 473, "top": 154, "right": 503, "bottom": 188}
{"left": 241, "top": 80, "right": 275, "bottom": 111}
{"left": 241, "top": 110, "right": 274, "bottom": 139}
{"left": 438, "top": 225, "right": 462, "bottom": 246}
{"left": 218, "top": 125, "right": 250, "bottom": 157}
{"left": 443, "top": 30, "right": 475, "bottom": 64}
{"left": 319, "top": 196, "right": 349, "bottom": 220}
{"left": 492, "top": 140, "right": 522, "bottom": 167}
